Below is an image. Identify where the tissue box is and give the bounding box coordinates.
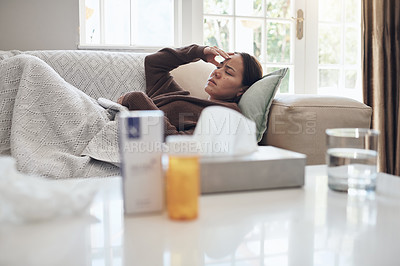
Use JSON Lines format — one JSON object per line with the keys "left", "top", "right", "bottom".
{"left": 200, "top": 146, "right": 306, "bottom": 194}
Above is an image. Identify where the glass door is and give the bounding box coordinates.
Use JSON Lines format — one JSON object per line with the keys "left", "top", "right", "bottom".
{"left": 203, "top": 0, "right": 301, "bottom": 94}
{"left": 202, "top": 0, "right": 362, "bottom": 100}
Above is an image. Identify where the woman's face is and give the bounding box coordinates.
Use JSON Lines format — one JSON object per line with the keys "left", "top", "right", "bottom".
{"left": 204, "top": 54, "right": 245, "bottom": 102}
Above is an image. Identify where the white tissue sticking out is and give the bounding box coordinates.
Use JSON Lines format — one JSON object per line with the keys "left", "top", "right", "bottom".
{"left": 193, "top": 106, "right": 258, "bottom": 157}
{"left": 0, "top": 157, "right": 99, "bottom": 224}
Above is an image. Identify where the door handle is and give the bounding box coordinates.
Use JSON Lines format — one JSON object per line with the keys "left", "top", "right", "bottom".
{"left": 292, "top": 9, "right": 304, "bottom": 40}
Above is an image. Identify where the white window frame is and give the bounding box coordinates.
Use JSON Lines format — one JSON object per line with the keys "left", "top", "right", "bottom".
{"left": 202, "top": 1, "right": 297, "bottom": 93}
{"left": 78, "top": 0, "right": 362, "bottom": 100}
{"left": 200, "top": 0, "right": 304, "bottom": 94}
{"left": 78, "top": 0, "right": 203, "bottom": 52}
{"left": 315, "top": 0, "right": 362, "bottom": 101}
{"left": 303, "top": 0, "right": 319, "bottom": 94}
{"left": 177, "top": 0, "right": 203, "bottom": 46}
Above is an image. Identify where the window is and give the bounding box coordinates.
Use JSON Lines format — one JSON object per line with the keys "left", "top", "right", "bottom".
{"left": 203, "top": 0, "right": 294, "bottom": 93}
{"left": 79, "top": 0, "right": 362, "bottom": 101}
{"left": 79, "top": 0, "right": 175, "bottom": 49}
{"left": 202, "top": 0, "right": 362, "bottom": 100}
{"left": 317, "top": 0, "right": 362, "bottom": 100}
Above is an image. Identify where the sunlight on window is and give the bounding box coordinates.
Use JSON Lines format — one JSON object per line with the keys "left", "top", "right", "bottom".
{"left": 203, "top": 0, "right": 361, "bottom": 99}
{"left": 80, "top": 0, "right": 362, "bottom": 99}
{"left": 318, "top": 0, "right": 362, "bottom": 100}
{"left": 104, "top": 0, "right": 130, "bottom": 45}
{"left": 133, "top": 0, "right": 174, "bottom": 46}
{"left": 80, "top": 0, "right": 174, "bottom": 47}
{"left": 85, "top": 0, "right": 100, "bottom": 44}
{"left": 203, "top": 0, "right": 294, "bottom": 94}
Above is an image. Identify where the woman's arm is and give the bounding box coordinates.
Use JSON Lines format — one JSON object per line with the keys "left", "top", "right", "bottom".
{"left": 145, "top": 44, "right": 207, "bottom": 98}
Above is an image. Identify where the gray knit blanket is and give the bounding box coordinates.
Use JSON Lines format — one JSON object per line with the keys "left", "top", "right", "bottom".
{"left": 0, "top": 54, "right": 128, "bottom": 178}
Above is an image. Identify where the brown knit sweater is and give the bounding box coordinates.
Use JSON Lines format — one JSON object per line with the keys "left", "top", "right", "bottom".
{"left": 121, "top": 44, "right": 242, "bottom": 136}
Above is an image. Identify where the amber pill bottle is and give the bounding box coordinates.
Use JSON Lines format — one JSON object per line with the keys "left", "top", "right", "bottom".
{"left": 165, "top": 136, "right": 200, "bottom": 221}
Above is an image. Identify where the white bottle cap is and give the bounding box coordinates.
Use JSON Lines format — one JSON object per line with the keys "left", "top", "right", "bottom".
{"left": 165, "top": 136, "right": 201, "bottom": 156}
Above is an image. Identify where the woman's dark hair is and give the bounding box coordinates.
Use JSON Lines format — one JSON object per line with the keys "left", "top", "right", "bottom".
{"left": 237, "top": 52, "right": 263, "bottom": 88}
{"left": 232, "top": 52, "right": 263, "bottom": 103}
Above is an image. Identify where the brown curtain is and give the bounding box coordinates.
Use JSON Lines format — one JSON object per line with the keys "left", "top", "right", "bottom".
{"left": 362, "top": 0, "right": 400, "bottom": 175}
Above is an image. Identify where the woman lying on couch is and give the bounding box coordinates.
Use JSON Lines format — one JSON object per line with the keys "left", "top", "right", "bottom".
{"left": 0, "top": 45, "right": 263, "bottom": 178}
{"left": 117, "top": 45, "right": 263, "bottom": 136}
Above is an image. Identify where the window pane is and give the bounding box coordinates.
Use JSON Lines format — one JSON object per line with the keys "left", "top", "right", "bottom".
{"left": 345, "top": 70, "right": 358, "bottom": 89}
{"left": 266, "top": 0, "right": 291, "bottom": 19}
{"left": 235, "top": 0, "right": 263, "bottom": 17}
{"left": 346, "top": 0, "right": 361, "bottom": 23}
{"left": 345, "top": 27, "right": 359, "bottom": 65}
{"left": 319, "top": 24, "right": 341, "bottom": 64}
{"left": 235, "top": 18, "right": 263, "bottom": 61}
{"left": 84, "top": 0, "right": 100, "bottom": 44}
{"left": 319, "top": 69, "right": 339, "bottom": 88}
{"left": 133, "top": 0, "right": 174, "bottom": 46}
{"left": 104, "top": 0, "right": 130, "bottom": 45}
{"left": 266, "top": 67, "right": 290, "bottom": 93}
{"left": 319, "top": 0, "right": 342, "bottom": 22}
{"left": 204, "top": 0, "right": 233, "bottom": 15}
{"left": 266, "top": 22, "right": 291, "bottom": 63}
{"left": 204, "top": 16, "right": 233, "bottom": 52}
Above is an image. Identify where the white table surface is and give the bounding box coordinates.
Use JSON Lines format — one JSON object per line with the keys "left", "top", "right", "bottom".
{"left": 1, "top": 165, "right": 400, "bottom": 266}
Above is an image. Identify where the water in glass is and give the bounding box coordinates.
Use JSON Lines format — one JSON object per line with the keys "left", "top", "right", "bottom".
{"left": 327, "top": 148, "right": 377, "bottom": 192}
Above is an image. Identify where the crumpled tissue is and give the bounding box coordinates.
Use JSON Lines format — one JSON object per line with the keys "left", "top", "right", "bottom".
{"left": 192, "top": 106, "right": 258, "bottom": 157}
{"left": 0, "top": 157, "right": 99, "bottom": 224}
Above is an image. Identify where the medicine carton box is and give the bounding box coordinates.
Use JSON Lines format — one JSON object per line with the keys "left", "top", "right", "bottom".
{"left": 119, "top": 111, "right": 164, "bottom": 214}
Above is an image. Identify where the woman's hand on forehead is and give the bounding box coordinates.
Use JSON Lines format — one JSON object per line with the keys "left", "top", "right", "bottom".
{"left": 204, "top": 46, "right": 234, "bottom": 66}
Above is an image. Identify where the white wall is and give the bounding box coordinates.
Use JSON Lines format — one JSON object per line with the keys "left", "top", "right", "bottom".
{"left": 0, "top": 0, "right": 79, "bottom": 51}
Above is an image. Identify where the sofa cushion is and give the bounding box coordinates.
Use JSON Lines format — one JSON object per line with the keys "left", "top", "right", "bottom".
{"left": 171, "top": 60, "right": 215, "bottom": 99}
{"left": 239, "top": 68, "right": 288, "bottom": 142}
{"left": 25, "top": 50, "right": 147, "bottom": 101}
{"left": 261, "top": 94, "right": 372, "bottom": 165}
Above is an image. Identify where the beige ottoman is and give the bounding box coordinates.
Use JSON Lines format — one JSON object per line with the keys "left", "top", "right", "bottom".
{"left": 260, "top": 94, "right": 373, "bottom": 165}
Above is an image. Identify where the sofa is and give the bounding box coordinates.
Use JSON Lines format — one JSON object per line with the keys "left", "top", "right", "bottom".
{"left": 1, "top": 49, "right": 372, "bottom": 166}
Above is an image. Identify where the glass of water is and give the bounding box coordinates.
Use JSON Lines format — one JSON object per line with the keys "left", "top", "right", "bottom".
{"left": 326, "top": 128, "right": 379, "bottom": 192}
